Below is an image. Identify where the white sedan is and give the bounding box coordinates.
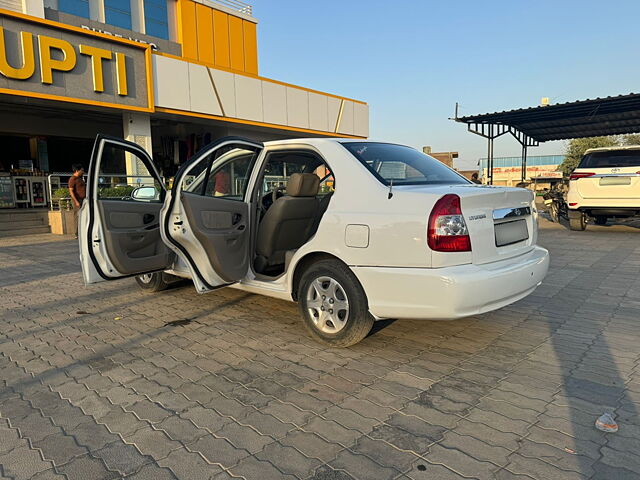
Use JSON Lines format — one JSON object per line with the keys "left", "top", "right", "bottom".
{"left": 79, "top": 135, "right": 549, "bottom": 347}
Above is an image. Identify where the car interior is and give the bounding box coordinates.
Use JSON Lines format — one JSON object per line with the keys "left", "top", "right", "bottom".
{"left": 252, "top": 150, "right": 334, "bottom": 278}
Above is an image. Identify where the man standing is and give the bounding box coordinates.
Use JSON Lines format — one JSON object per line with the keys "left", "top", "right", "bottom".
{"left": 68, "top": 164, "right": 86, "bottom": 238}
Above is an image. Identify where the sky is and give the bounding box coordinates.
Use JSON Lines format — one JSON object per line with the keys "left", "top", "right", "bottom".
{"left": 254, "top": 0, "right": 640, "bottom": 169}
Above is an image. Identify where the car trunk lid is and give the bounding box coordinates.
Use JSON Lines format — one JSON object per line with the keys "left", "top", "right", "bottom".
{"left": 443, "top": 185, "right": 536, "bottom": 265}
{"left": 574, "top": 166, "right": 640, "bottom": 199}
{"left": 574, "top": 149, "right": 640, "bottom": 199}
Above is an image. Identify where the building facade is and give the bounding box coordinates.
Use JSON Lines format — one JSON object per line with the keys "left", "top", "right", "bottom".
{"left": 0, "top": 0, "right": 368, "bottom": 206}
{"left": 478, "top": 155, "right": 564, "bottom": 187}
{"left": 422, "top": 146, "right": 458, "bottom": 168}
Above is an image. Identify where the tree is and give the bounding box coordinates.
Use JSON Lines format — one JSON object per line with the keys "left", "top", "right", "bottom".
{"left": 559, "top": 136, "right": 618, "bottom": 175}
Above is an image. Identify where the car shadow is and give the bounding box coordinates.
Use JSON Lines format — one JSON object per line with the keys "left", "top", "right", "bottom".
{"left": 367, "top": 318, "right": 397, "bottom": 337}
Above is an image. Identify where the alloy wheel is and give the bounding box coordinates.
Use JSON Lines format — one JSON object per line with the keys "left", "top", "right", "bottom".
{"left": 306, "top": 276, "right": 349, "bottom": 334}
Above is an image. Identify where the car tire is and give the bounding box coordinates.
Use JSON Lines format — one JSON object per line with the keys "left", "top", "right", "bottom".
{"left": 568, "top": 211, "right": 587, "bottom": 231}
{"left": 594, "top": 216, "right": 608, "bottom": 226}
{"left": 298, "top": 259, "right": 374, "bottom": 347}
{"left": 135, "top": 272, "right": 169, "bottom": 292}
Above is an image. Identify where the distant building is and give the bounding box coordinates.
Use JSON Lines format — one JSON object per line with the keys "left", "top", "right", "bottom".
{"left": 423, "top": 147, "right": 458, "bottom": 168}
{"left": 456, "top": 170, "right": 479, "bottom": 181}
{"left": 478, "top": 155, "right": 565, "bottom": 187}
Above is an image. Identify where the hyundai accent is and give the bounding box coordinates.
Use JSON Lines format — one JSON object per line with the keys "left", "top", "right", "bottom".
{"left": 79, "top": 135, "right": 549, "bottom": 346}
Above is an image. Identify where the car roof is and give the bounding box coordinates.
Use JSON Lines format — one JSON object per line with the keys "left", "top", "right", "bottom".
{"left": 584, "top": 145, "right": 640, "bottom": 154}
{"left": 262, "top": 138, "right": 405, "bottom": 147}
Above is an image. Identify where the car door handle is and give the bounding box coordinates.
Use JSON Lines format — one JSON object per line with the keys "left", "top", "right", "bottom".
{"left": 143, "top": 213, "right": 155, "bottom": 224}
{"left": 232, "top": 213, "right": 242, "bottom": 225}
{"left": 237, "top": 224, "right": 246, "bottom": 231}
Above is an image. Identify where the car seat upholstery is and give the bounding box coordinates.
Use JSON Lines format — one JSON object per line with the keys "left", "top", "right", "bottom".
{"left": 255, "top": 173, "right": 320, "bottom": 271}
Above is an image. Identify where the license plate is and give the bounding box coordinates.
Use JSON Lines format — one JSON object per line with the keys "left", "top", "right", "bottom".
{"left": 600, "top": 176, "right": 631, "bottom": 186}
{"left": 495, "top": 219, "right": 529, "bottom": 247}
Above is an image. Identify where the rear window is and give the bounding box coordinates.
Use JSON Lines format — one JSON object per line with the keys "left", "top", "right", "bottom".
{"left": 578, "top": 150, "right": 640, "bottom": 168}
{"left": 341, "top": 142, "right": 469, "bottom": 186}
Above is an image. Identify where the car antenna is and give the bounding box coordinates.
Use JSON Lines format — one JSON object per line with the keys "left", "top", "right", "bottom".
{"left": 388, "top": 179, "right": 394, "bottom": 199}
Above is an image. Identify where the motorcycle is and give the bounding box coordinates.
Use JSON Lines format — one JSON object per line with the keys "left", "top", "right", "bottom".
{"left": 543, "top": 185, "right": 568, "bottom": 223}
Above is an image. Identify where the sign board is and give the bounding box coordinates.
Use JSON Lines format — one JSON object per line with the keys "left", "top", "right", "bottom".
{"left": 44, "top": 9, "right": 182, "bottom": 56}
{"left": 0, "top": 9, "right": 153, "bottom": 112}
{"left": 0, "top": 175, "right": 14, "bottom": 208}
{"left": 531, "top": 171, "right": 563, "bottom": 179}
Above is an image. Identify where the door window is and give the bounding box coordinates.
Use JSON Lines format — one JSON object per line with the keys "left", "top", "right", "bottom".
{"left": 261, "top": 151, "right": 333, "bottom": 196}
{"left": 96, "top": 143, "right": 164, "bottom": 202}
{"left": 183, "top": 146, "right": 260, "bottom": 201}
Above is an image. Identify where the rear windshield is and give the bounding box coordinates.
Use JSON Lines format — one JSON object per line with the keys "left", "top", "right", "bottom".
{"left": 341, "top": 142, "right": 469, "bottom": 186}
{"left": 578, "top": 150, "right": 640, "bottom": 168}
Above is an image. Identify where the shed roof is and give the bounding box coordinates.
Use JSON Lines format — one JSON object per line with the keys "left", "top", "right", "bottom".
{"left": 456, "top": 93, "right": 640, "bottom": 142}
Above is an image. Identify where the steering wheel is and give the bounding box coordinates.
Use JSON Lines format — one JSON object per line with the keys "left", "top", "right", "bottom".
{"left": 259, "top": 186, "right": 286, "bottom": 219}
{"left": 272, "top": 185, "right": 286, "bottom": 204}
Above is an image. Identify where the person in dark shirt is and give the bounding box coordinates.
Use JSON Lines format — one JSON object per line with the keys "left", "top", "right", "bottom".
{"left": 471, "top": 172, "right": 482, "bottom": 184}
{"left": 68, "top": 164, "right": 86, "bottom": 238}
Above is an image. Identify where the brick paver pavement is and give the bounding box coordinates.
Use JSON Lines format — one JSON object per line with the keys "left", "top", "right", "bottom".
{"left": 1, "top": 218, "right": 639, "bottom": 480}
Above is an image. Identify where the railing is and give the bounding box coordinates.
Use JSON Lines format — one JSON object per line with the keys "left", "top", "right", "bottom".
{"left": 208, "top": 0, "right": 253, "bottom": 15}
{"left": 48, "top": 173, "right": 164, "bottom": 211}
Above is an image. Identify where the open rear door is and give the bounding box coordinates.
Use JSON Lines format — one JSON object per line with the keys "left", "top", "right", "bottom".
{"left": 79, "top": 135, "right": 172, "bottom": 284}
{"left": 161, "top": 137, "right": 263, "bottom": 293}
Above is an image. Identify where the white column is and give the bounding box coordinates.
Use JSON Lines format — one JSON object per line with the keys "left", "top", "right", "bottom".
{"left": 123, "top": 112, "right": 152, "bottom": 185}
{"left": 21, "top": 0, "right": 45, "bottom": 17}
{"left": 167, "top": 0, "right": 178, "bottom": 42}
{"left": 89, "top": 0, "right": 105, "bottom": 23}
{"left": 130, "top": 0, "right": 145, "bottom": 33}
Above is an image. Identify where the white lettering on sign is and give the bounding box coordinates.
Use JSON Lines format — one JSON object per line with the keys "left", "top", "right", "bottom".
{"left": 81, "top": 25, "right": 159, "bottom": 50}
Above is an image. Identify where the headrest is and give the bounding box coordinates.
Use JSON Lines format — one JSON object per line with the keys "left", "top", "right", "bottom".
{"left": 286, "top": 173, "right": 320, "bottom": 197}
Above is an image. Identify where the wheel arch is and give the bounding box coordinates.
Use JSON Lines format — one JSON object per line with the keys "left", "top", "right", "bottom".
{"left": 290, "top": 251, "right": 349, "bottom": 301}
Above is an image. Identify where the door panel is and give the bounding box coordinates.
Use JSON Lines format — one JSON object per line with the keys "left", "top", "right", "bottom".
{"left": 180, "top": 192, "right": 249, "bottom": 282}
{"left": 161, "top": 137, "right": 263, "bottom": 292}
{"left": 80, "top": 134, "right": 171, "bottom": 284}
{"left": 98, "top": 200, "right": 170, "bottom": 275}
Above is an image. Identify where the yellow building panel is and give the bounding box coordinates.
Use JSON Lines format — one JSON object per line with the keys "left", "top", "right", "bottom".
{"left": 195, "top": 3, "right": 214, "bottom": 65}
{"left": 228, "top": 15, "right": 244, "bottom": 72}
{"left": 212, "top": 10, "right": 230, "bottom": 69}
{"left": 242, "top": 20, "right": 257, "bottom": 74}
{"left": 179, "top": 0, "right": 198, "bottom": 60}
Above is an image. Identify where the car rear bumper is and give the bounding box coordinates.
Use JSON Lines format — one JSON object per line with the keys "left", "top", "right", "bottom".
{"left": 569, "top": 206, "right": 640, "bottom": 217}
{"left": 351, "top": 246, "right": 549, "bottom": 320}
{"left": 567, "top": 192, "right": 640, "bottom": 210}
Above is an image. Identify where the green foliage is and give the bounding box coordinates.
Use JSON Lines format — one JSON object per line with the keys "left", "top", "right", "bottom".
{"left": 621, "top": 134, "right": 640, "bottom": 146}
{"left": 52, "top": 187, "right": 70, "bottom": 200}
{"left": 559, "top": 134, "right": 640, "bottom": 175}
{"left": 97, "top": 186, "right": 135, "bottom": 198}
{"left": 52, "top": 186, "right": 135, "bottom": 199}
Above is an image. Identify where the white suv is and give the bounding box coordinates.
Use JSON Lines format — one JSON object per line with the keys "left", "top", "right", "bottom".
{"left": 567, "top": 145, "right": 640, "bottom": 230}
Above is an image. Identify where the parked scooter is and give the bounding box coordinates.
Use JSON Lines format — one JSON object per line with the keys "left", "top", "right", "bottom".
{"left": 543, "top": 183, "right": 568, "bottom": 222}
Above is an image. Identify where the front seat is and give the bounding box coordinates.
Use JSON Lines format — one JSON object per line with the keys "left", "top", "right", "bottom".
{"left": 255, "top": 173, "right": 320, "bottom": 271}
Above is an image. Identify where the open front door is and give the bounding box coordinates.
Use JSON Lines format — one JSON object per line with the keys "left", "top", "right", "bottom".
{"left": 79, "top": 135, "right": 172, "bottom": 284}
{"left": 161, "top": 137, "right": 263, "bottom": 293}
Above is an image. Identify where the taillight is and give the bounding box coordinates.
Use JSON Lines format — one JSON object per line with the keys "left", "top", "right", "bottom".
{"left": 428, "top": 194, "right": 471, "bottom": 252}
{"left": 569, "top": 172, "right": 595, "bottom": 180}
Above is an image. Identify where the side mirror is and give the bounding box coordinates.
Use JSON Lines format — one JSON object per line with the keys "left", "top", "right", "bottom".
{"left": 131, "top": 186, "right": 159, "bottom": 201}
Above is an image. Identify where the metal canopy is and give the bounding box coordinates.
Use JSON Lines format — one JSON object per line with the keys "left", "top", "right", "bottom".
{"left": 454, "top": 92, "right": 640, "bottom": 184}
